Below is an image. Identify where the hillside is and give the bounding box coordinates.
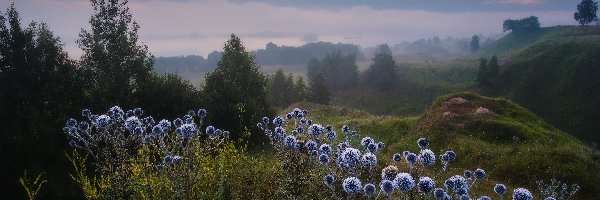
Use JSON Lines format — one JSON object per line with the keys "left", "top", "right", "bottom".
{"left": 292, "top": 93, "right": 600, "bottom": 199}
{"left": 480, "top": 25, "right": 600, "bottom": 144}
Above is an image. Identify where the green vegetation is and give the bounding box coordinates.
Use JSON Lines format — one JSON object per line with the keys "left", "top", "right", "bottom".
{"left": 306, "top": 51, "right": 359, "bottom": 91}
{"left": 308, "top": 74, "right": 331, "bottom": 105}
{"left": 574, "top": 0, "right": 598, "bottom": 25}
{"left": 364, "top": 44, "right": 398, "bottom": 90}
{"left": 268, "top": 69, "right": 306, "bottom": 108}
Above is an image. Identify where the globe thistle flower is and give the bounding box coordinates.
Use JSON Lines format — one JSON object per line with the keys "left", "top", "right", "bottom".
{"left": 66, "top": 118, "right": 77, "bottom": 128}
{"left": 273, "top": 116, "right": 284, "bottom": 127}
{"left": 441, "top": 151, "right": 457, "bottom": 164}
{"left": 295, "top": 140, "right": 305, "bottom": 150}
{"left": 474, "top": 168, "right": 486, "bottom": 179}
{"left": 319, "top": 154, "right": 329, "bottom": 164}
{"left": 361, "top": 137, "right": 375, "bottom": 149}
{"left": 285, "top": 113, "right": 293, "bottom": 120}
{"left": 177, "top": 123, "right": 198, "bottom": 138}
{"left": 339, "top": 148, "right": 361, "bottom": 169}
{"left": 512, "top": 188, "right": 533, "bottom": 200}
{"left": 133, "top": 108, "right": 143, "bottom": 117}
{"left": 443, "top": 193, "right": 453, "bottom": 200}
{"left": 78, "top": 121, "right": 90, "bottom": 131}
{"left": 418, "top": 177, "right": 435, "bottom": 193}
{"left": 222, "top": 131, "right": 230, "bottom": 138}
{"left": 494, "top": 184, "right": 507, "bottom": 196}
{"left": 187, "top": 109, "right": 195, "bottom": 117}
{"left": 300, "top": 118, "right": 307, "bottom": 125}
{"left": 68, "top": 140, "right": 76, "bottom": 147}
{"left": 308, "top": 124, "right": 324, "bottom": 136}
{"left": 143, "top": 116, "right": 155, "bottom": 125}
{"left": 325, "top": 124, "right": 333, "bottom": 132}
{"left": 284, "top": 135, "right": 297, "bottom": 148}
{"left": 126, "top": 110, "right": 134, "bottom": 118}
{"left": 172, "top": 156, "right": 183, "bottom": 164}
{"left": 81, "top": 109, "right": 91, "bottom": 117}
{"left": 67, "top": 127, "right": 77, "bottom": 135}
{"left": 173, "top": 118, "right": 183, "bottom": 128}
{"left": 96, "top": 115, "right": 112, "bottom": 129}
{"left": 197, "top": 109, "right": 207, "bottom": 118}
{"left": 342, "top": 125, "right": 350, "bottom": 133}
{"left": 307, "top": 119, "right": 313, "bottom": 126}
{"left": 460, "top": 194, "right": 470, "bottom": 200}
{"left": 393, "top": 153, "right": 402, "bottom": 162}
{"left": 310, "top": 150, "right": 318, "bottom": 157}
{"left": 350, "top": 130, "right": 358, "bottom": 136}
{"left": 464, "top": 170, "right": 473, "bottom": 179}
{"left": 361, "top": 152, "right": 377, "bottom": 167}
{"left": 108, "top": 106, "right": 124, "bottom": 119}
{"left": 319, "top": 144, "right": 332, "bottom": 155}
{"left": 445, "top": 175, "right": 468, "bottom": 194}
{"left": 417, "top": 137, "right": 429, "bottom": 149}
{"left": 158, "top": 119, "right": 171, "bottom": 130}
{"left": 163, "top": 155, "right": 173, "bottom": 164}
{"left": 306, "top": 140, "right": 317, "bottom": 151}
{"left": 273, "top": 127, "right": 285, "bottom": 141}
{"left": 144, "top": 135, "right": 152, "bottom": 143}
{"left": 377, "top": 142, "right": 385, "bottom": 149}
{"left": 183, "top": 115, "right": 193, "bottom": 124}
{"left": 478, "top": 196, "right": 491, "bottom": 200}
{"left": 337, "top": 142, "right": 349, "bottom": 152}
{"left": 206, "top": 126, "right": 216, "bottom": 137}
{"left": 342, "top": 177, "right": 362, "bottom": 195}
{"left": 152, "top": 125, "right": 163, "bottom": 136}
{"left": 133, "top": 127, "right": 144, "bottom": 135}
{"left": 394, "top": 173, "right": 415, "bottom": 192}
{"left": 368, "top": 143, "right": 378, "bottom": 153}
{"left": 419, "top": 149, "right": 436, "bottom": 166}
{"left": 364, "top": 183, "right": 376, "bottom": 197}
{"left": 302, "top": 109, "right": 309, "bottom": 117}
{"left": 456, "top": 188, "right": 468, "bottom": 196}
{"left": 326, "top": 130, "right": 337, "bottom": 141}
{"left": 405, "top": 152, "right": 418, "bottom": 165}
{"left": 324, "top": 174, "right": 335, "bottom": 186}
{"left": 380, "top": 180, "right": 395, "bottom": 196}
{"left": 292, "top": 108, "right": 302, "bottom": 117}
{"left": 381, "top": 165, "right": 399, "bottom": 181}
{"left": 434, "top": 188, "right": 446, "bottom": 199}
{"left": 295, "top": 126, "right": 304, "bottom": 134}
{"left": 125, "top": 116, "right": 142, "bottom": 131}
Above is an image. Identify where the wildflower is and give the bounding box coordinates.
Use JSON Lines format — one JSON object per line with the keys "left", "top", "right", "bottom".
{"left": 173, "top": 118, "right": 183, "bottom": 127}
{"left": 308, "top": 124, "right": 324, "bottom": 136}
{"left": 368, "top": 143, "right": 378, "bottom": 153}
{"left": 296, "top": 140, "right": 305, "bottom": 150}
{"left": 324, "top": 174, "right": 335, "bottom": 186}
{"left": 418, "top": 177, "right": 435, "bottom": 193}
{"left": 96, "top": 115, "right": 112, "bottom": 129}
{"left": 108, "top": 106, "right": 124, "bottom": 119}
{"left": 445, "top": 175, "right": 468, "bottom": 194}
{"left": 307, "top": 119, "right": 313, "bottom": 126}
{"left": 474, "top": 168, "right": 486, "bottom": 179}
{"left": 342, "top": 125, "right": 350, "bottom": 133}
{"left": 158, "top": 119, "right": 171, "bottom": 130}
{"left": 197, "top": 109, "right": 207, "bottom": 118}
{"left": 152, "top": 125, "right": 163, "bottom": 135}
{"left": 81, "top": 109, "right": 91, "bottom": 117}
{"left": 300, "top": 118, "right": 307, "bottom": 125}
{"left": 364, "top": 183, "right": 376, "bottom": 197}
{"left": 361, "top": 137, "right": 375, "bottom": 149}
{"left": 494, "top": 184, "right": 507, "bottom": 196}
{"left": 285, "top": 113, "right": 293, "bottom": 120}
{"left": 143, "top": 116, "right": 155, "bottom": 125}
{"left": 183, "top": 115, "right": 193, "bottom": 124}
{"left": 125, "top": 116, "right": 142, "bottom": 131}
{"left": 144, "top": 135, "right": 152, "bottom": 143}
{"left": 380, "top": 180, "right": 395, "bottom": 196}
{"left": 339, "top": 148, "right": 361, "bottom": 169}
{"left": 163, "top": 155, "right": 173, "bottom": 164}
{"left": 262, "top": 117, "right": 269, "bottom": 124}
{"left": 325, "top": 124, "right": 333, "bottom": 132}
{"left": 460, "top": 194, "right": 470, "bottom": 200}
{"left": 292, "top": 108, "right": 302, "bottom": 117}
{"left": 417, "top": 137, "right": 429, "bottom": 149}
{"left": 326, "top": 130, "right": 337, "bottom": 141}
{"left": 434, "top": 188, "right": 446, "bottom": 199}
{"left": 464, "top": 170, "right": 473, "bottom": 179}
{"left": 361, "top": 152, "right": 377, "bottom": 167}
{"left": 441, "top": 151, "right": 457, "bottom": 163}
{"left": 78, "top": 121, "right": 90, "bottom": 131}
{"left": 205, "top": 126, "right": 216, "bottom": 137}
{"left": 177, "top": 123, "right": 198, "bottom": 138}
{"left": 419, "top": 149, "right": 436, "bottom": 166}
{"left": 284, "top": 135, "right": 297, "bottom": 148}
{"left": 302, "top": 109, "right": 309, "bottom": 117}
{"left": 187, "top": 109, "right": 195, "bottom": 117}
{"left": 478, "top": 196, "right": 492, "bottom": 200}
{"left": 394, "top": 173, "right": 415, "bottom": 192}
{"left": 133, "top": 108, "right": 143, "bottom": 117}
{"left": 215, "top": 129, "right": 223, "bottom": 137}
{"left": 296, "top": 126, "right": 304, "bottom": 134}
{"left": 306, "top": 140, "right": 317, "bottom": 151}
{"left": 319, "top": 144, "right": 332, "bottom": 155}
{"left": 133, "top": 127, "right": 144, "bottom": 135}
{"left": 512, "top": 188, "right": 533, "bottom": 200}
{"left": 405, "top": 152, "right": 418, "bottom": 165}
{"left": 273, "top": 116, "right": 284, "bottom": 127}
{"left": 342, "top": 177, "right": 362, "bottom": 194}
{"left": 381, "top": 165, "right": 399, "bottom": 181}
{"left": 172, "top": 156, "right": 183, "bottom": 164}
{"left": 319, "top": 154, "right": 329, "bottom": 164}
{"left": 337, "top": 142, "right": 349, "bottom": 152}
{"left": 66, "top": 118, "right": 77, "bottom": 128}
{"left": 126, "top": 110, "right": 134, "bottom": 117}
{"left": 443, "top": 193, "right": 453, "bottom": 200}
{"left": 222, "top": 131, "right": 230, "bottom": 138}
{"left": 377, "top": 142, "right": 385, "bottom": 149}
{"left": 393, "top": 153, "right": 402, "bottom": 162}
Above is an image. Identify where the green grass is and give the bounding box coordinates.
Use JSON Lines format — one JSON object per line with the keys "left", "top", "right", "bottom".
{"left": 287, "top": 92, "right": 600, "bottom": 199}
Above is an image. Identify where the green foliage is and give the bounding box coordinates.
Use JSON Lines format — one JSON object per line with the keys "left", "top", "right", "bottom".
{"left": 477, "top": 56, "right": 499, "bottom": 87}
{"left": 77, "top": 0, "right": 154, "bottom": 109}
{"left": 503, "top": 16, "right": 541, "bottom": 33}
{"left": 574, "top": 0, "right": 599, "bottom": 25}
{"left": 0, "top": 4, "right": 88, "bottom": 199}
{"left": 202, "top": 34, "right": 275, "bottom": 143}
{"left": 268, "top": 69, "right": 306, "bottom": 108}
{"left": 365, "top": 44, "right": 397, "bottom": 90}
{"left": 306, "top": 51, "right": 359, "bottom": 91}
{"left": 292, "top": 76, "right": 307, "bottom": 102}
{"left": 135, "top": 73, "right": 202, "bottom": 119}
{"left": 308, "top": 74, "right": 331, "bottom": 105}
{"left": 254, "top": 41, "right": 366, "bottom": 65}
{"left": 19, "top": 171, "right": 47, "bottom": 200}
{"left": 470, "top": 35, "right": 480, "bottom": 52}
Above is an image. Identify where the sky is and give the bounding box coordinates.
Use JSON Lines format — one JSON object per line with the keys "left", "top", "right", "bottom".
{"left": 0, "top": 0, "right": 579, "bottom": 58}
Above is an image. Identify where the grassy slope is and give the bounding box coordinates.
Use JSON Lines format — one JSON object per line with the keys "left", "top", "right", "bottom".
{"left": 480, "top": 26, "right": 600, "bottom": 143}
{"left": 289, "top": 93, "right": 600, "bottom": 199}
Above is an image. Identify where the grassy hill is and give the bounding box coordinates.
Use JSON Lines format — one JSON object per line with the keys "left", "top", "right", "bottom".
{"left": 479, "top": 25, "right": 600, "bottom": 144}
{"left": 290, "top": 93, "right": 600, "bottom": 199}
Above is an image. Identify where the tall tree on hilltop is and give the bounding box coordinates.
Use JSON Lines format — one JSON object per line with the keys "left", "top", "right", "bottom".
{"left": 308, "top": 74, "right": 331, "bottom": 105}
{"left": 477, "top": 57, "right": 489, "bottom": 87}
{"left": 203, "top": 34, "right": 274, "bottom": 143}
{"left": 365, "top": 44, "right": 397, "bottom": 90}
{"left": 78, "top": 0, "right": 154, "bottom": 109}
{"left": 269, "top": 68, "right": 289, "bottom": 107}
{"left": 470, "top": 35, "right": 480, "bottom": 52}
{"left": 574, "top": 0, "right": 599, "bottom": 25}
{"left": 293, "top": 77, "right": 307, "bottom": 102}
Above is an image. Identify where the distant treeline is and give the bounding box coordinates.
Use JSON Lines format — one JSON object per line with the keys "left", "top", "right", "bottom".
{"left": 154, "top": 41, "right": 365, "bottom": 74}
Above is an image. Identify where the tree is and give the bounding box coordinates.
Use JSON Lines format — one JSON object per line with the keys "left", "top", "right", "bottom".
{"left": 308, "top": 74, "right": 331, "bottom": 105}
{"left": 477, "top": 57, "right": 489, "bottom": 87}
{"left": 503, "top": 16, "right": 541, "bottom": 33}
{"left": 269, "top": 69, "right": 289, "bottom": 107}
{"left": 574, "top": 0, "right": 599, "bottom": 25}
{"left": 365, "top": 44, "right": 397, "bottom": 90}
{"left": 0, "top": 4, "right": 88, "bottom": 199}
{"left": 292, "top": 77, "right": 307, "bottom": 102}
{"left": 306, "top": 51, "right": 358, "bottom": 91}
{"left": 202, "top": 34, "right": 274, "bottom": 143}
{"left": 135, "top": 73, "right": 202, "bottom": 119}
{"left": 488, "top": 55, "right": 500, "bottom": 78}
{"left": 77, "top": 0, "right": 154, "bottom": 110}
{"left": 470, "top": 35, "right": 480, "bottom": 52}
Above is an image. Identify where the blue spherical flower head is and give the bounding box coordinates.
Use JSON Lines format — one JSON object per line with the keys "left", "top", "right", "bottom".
{"left": 284, "top": 135, "right": 297, "bottom": 148}
{"left": 126, "top": 110, "right": 134, "bottom": 118}
{"left": 417, "top": 137, "right": 429, "bottom": 149}
{"left": 274, "top": 127, "right": 285, "bottom": 141}
{"left": 342, "top": 177, "right": 362, "bottom": 195}
{"left": 405, "top": 152, "right": 418, "bottom": 165}
{"left": 319, "top": 144, "right": 332, "bottom": 155}
{"left": 197, "top": 109, "right": 207, "bottom": 118}
{"left": 478, "top": 196, "right": 492, "bottom": 200}
{"left": 133, "top": 127, "right": 144, "bottom": 135}
{"left": 187, "top": 109, "right": 195, "bottom": 117}
{"left": 445, "top": 175, "right": 468, "bottom": 194}
{"left": 296, "top": 126, "right": 304, "bottom": 134}
{"left": 512, "top": 188, "right": 533, "bottom": 200}
{"left": 178, "top": 123, "right": 198, "bottom": 138}
{"left": 302, "top": 109, "right": 309, "bottom": 117}
{"left": 273, "top": 116, "right": 284, "bottom": 127}
{"left": 173, "top": 118, "right": 183, "bottom": 128}
{"left": 172, "top": 156, "right": 183, "bottom": 164}
{"left": 324, "top": 174, "right": 335, "bottom": 186}
{"left": 205, "top": 126, "right": 216, "bottom": 137}
{"left": 460, "top": 194, "right": 470, "bottom": 200}
{"left": 445, "top": 151, "right": 456, "bottom": 162}
{"left": 306, "top": 140, "right": 318, "bottom": 151}
{"left": 377, "top": 142, "right": 385, "bottom": 149}
{"left": 381, "top": 165, "right": 399, "bottom": 181}
{"left": 342, "top": 125, "right": 350, "bottom": 133}
{"left": 308, "top": 124, "right": 324, "bottom": 136}
{"left": 418, "top": 177, "right": 435, "bottom": 193}
{"left": 464, "top": 170, "right": 473, "bottom": 179}
{"left": 393, "top": 153, "right": 402, "bottom": 162}
{"left": 456, "top": 188, "right": 468, "bottom": 196}
{"left": 222, "top": 131, "right": 230, "bottom": 138}
{"left": 340, "top": 148, "right": 361, "bottom": 169}
{"left": 159, "top": 119, "right": 171, "bottom": 130}
{"left": 78, "top": 121, "right": 90, "bottom": 131}
{"left": 319, "top": 154, "right": 329, "bottom": 164}
{"left": 81, "top": 109, "right": 92, "bottom": 117}
{"left": 108, "top": 106, "right": 124, "bottom": 119}
{"left": 292, "top": 108, "right": 302, "bottom": 117}
{"left": 285, "top": 113, "right": 293, "bottom": 120}
{"left": 307, "top": 119, "right": 313, "bottom": 126}
{"left": 125, "top": 116, "right": 142, "bottom": 131}
{"left": 133, "top": 108, "right": 143, "bottom": 117}
{"left": 262, "top": 117, "right": 269, "bottom": 125}
{"left": 66, "top": 118, "right": 77, "bottom": 128}
{"left": 152, "top": 125, "right": 163, "bottom": 136}
{"left": 443, "top": 193, "right": 452, "bottom": 200}
{"left": 474, "top": 168, "right": 486, "bottom": 179}
{"left": 183, "top": 115, "right": 193, "bottom": 124}
{"left": 368, "top": 143, "right": 378, "bottom": 153}
{"left": 163, "top": 155, "right": 173, "bottom": 164}
{"left": 494, "top": 184, "right": 507, "bottom": 196}
{"left": 144, "top": 135, "right": 152, "bottom": 143}
{"left": 361, "top": 152, "right": 377, "bottom": 167}
{"left": 419, "top": 149, "right": 436, "bottom": 166}
{"left": 96, "top": 115, "right": 112, "bottom": 129}
{"left": 326, "top": 130, "right": 337, "bottom": 141}
{"left": 215, "top": 129, "right": 223, "bottom": 137}
{"left": 143, "top": 116, "right": 155, "bottom": 125}
{"left": 434, "top": 188, "right": 445, "bottom": 199}
{"left": 363, "top": 183, "right": 376, "bottom": 197}
{"left": 338, "top": 142, "right": 349, "bottom": 152}
{"left": 299, "top": 118, "right": 307, "bottom": 125}
{"left": 380, "top": 180, "right": 395, "bottom": 196}
{"left": 325, "top": 124, "right": 333, "bottom": 132}
{"left": 361, "top": 137, "right": 375, "bottom": 149}
{"left": 394, "top": 173, "right": 415, "bottom": 192}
